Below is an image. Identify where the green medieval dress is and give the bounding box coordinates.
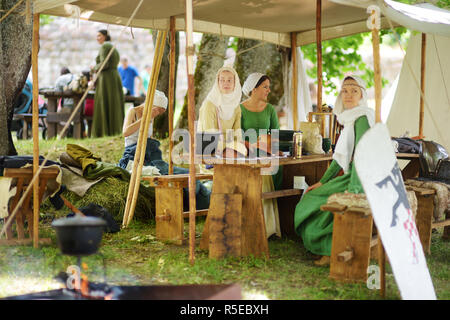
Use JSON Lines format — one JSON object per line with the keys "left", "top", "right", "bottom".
{"left": 240, "top": 103, "right": 283, "bottom": 190}
{"left": 92, "top": 41, "right": 124, "bottom": 137}
{"left": 294, "top": 116, "right": 370, "bottom": 256}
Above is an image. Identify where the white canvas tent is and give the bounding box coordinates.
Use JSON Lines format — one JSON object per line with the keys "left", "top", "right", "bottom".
{"left": 386, "top": 32, "right": 450, "bottom": 152}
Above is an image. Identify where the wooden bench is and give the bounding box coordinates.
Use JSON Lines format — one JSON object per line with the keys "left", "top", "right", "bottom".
{"left": 405, "top": 184, "right": 450, "bottom": 255}
{"left": 142, "top": 173, "right": 213, "bottom": 244}
{"left": 1, "top": 167, "right": 59, "bottom": 246}
{"left": 321, "top": 202, "right": 377, "bottom": 283}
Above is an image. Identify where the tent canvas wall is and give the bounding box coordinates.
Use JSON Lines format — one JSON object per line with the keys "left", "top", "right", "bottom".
{"left": 386, "top": 33, "right": 450, "bottom": 152}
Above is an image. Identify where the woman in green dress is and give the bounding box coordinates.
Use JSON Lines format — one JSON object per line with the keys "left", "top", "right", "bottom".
{"left": 91, "top": 29, "right": 125, "bottom": 137}
{"left": 240, "top": 73, "right": 281, "bottom": 238}
{"left": 294, "top": 75, "right": 375, "bottom": 266}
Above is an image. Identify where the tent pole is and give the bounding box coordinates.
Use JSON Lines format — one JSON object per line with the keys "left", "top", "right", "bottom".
{"left": 168, "top": 16, "right": 176, "bottom": 175}
{"left": 291, "top": 33, "right": 298, "bottom": 131}
{"left": 124, "top": 31, "right": 167, "bottom": 227}
{"left": 185, "top": 0, "right": 197, "bottom": 265}
{"left": 419, "top": 33, "right": 426, "bottom": 138}
{"left": 371, "top": 22, "right": 382, "bottom": 123}
{"left": 369, "top": 8, "right": 385, "bottom": 298}
{"left": 316, "top": 0, "right": 325, "bottom": 136}
{"left": 32, "top": 13, "right": 40, "bottom": 248}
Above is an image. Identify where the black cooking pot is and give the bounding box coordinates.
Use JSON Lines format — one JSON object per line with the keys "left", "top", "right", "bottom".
{"left": 52, "top": 216, "right": 106, "bottom": 256}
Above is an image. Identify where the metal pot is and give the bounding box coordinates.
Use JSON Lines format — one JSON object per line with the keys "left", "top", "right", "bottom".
{"left": 52, "top": 216, "right": 106, "bottom": 256}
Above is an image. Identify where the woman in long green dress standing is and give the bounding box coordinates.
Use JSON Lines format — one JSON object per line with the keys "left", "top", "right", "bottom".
{"left": 91, "top": 30, "right": 124, "bottom": 137}
{"left": 294, "top": 75, "right": 375, "bottom": 266}
{"left": 240, "top": 73, "right": 281, "bottom": 238}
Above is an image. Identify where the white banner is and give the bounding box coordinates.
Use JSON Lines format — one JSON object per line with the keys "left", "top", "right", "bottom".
{"left": 354, "top": 123, "right": 436, "bottom": 300}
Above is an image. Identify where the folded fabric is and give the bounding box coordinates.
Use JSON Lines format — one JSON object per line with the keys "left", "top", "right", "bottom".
{"left": 125, "top": 160, "right": 161, "bottom": 176}
{"left": 60, "top": 165, "right": 104, "bottom": 197}
{"left": 66, "top": 143, "right": 102, "bottom": 172}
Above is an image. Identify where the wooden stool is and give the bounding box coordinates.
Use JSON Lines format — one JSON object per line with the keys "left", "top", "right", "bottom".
{"left": 1, "top": 167, "right": 58, "bottom": 246}
{"left": 321, "top": 203, "right": 376, "bottom": 283}
{"left": 405, "top": 184, "right": 450, "bottom": 254}
{"left": 142, "top": 173, "right": 213, "bottom": 244}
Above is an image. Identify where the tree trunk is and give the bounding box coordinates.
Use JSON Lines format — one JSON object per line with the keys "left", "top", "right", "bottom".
{"left": 152, "top": 31, "right": 179, "bottom": 139}
{"left": 234, "top": 39, "right": 285, "bottom": 109}
{"left": 0, "top": 0, "right": 32, "bottom": 155}
{"left": 176, "top": 34, "right": 229, "bottom": 129}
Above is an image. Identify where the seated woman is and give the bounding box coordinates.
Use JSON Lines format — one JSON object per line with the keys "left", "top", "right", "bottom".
{"left": 240, "top": 73, "right": 281, "bottom": 238}
{"left": 197, "top": 66, "right": 247, "bottom": 157}
{"left": 294, "top": 75, "right": 375, "bottom": 266}
{"left": 118, "top": 90, "right": 210, "bottom": 210}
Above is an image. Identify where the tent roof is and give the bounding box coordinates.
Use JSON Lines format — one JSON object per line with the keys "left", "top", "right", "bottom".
{"left": 35, "top": 0, "right": 450, "bottom": 46}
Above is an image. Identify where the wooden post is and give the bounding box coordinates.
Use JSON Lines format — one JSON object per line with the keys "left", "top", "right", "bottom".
{"left": 185, "top": 0, "right": 197, "bottom": 265}
{"left": 32, "top": 13, "right": 40, "bottom": 248}
{"left": 169, "top": 16, "right": 176, "bottom": 175}
{"left": 419, "top": 33, "right": 426, "bottom": 138}
{"left": 291, "top": 33, "right": 298, "bottom": 131}
{"left": 122, "top": 31, "right": 167, "bottom": 227}
{"left": 316, "top": 0, "right": 325, "bottom": 136}
{"left": 370, "top": 10, "right": 382, "bottom": 123}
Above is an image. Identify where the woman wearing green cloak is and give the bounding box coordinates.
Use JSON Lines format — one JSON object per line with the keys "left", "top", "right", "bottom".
{"left": 91, "top": 29, "right": 124, "bottom": 137}
{"left": 294, "top": 75, "right": 375, "bottom": 266}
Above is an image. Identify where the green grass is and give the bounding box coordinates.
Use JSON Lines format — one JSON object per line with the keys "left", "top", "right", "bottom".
{"left": 0, "top": 135, "right": 449, "bottom": 300}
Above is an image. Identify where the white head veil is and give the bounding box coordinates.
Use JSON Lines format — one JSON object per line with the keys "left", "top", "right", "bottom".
{"left": 332, "top": 75, "right": 375, "bottom": 173}
{"left": 205, "top": 66, "right": 242, "bottom": 121}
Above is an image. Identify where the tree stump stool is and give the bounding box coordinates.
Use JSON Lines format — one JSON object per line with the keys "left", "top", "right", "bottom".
{"left": 142, "top": 173, "right": 213, "bottom": 244}
{"left": 321, "top": 202, "right": 375, "bottom": 283}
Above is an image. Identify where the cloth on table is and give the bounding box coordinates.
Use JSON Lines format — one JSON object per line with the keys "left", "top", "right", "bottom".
{"left": 125, "top": 160, "right": 160, "bottom": 176}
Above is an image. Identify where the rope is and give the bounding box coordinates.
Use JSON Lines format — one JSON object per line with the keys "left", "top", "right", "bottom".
{"left": 0, "top": 0, "right": 25, "bottom": 24}
{"left": 431, "top": 34, "right": 450, "bottom": 109}
{"left": 386, "top": 18, "right": 446, "bottom": 144}
{"left": 0, "top": 0, "right": 146, "bottom": 240}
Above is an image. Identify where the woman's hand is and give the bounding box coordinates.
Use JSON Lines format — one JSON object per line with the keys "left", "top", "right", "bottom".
{"left": 305, "top": 181, "right": 322, "bottom": 194}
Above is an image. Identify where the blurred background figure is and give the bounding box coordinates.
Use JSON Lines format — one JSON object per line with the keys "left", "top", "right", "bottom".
{"left": 140, "top": 64, "right": 151, "bottom": 97}
{"left": 118, "top": 56, "right": 143, "bottom": 96}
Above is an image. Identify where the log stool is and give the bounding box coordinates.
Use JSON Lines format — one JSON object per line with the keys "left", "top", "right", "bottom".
{"left": 142, "top": 173, "right": 213, "bottom": 244}
{"left": 1, "top": 167, "right": 59, "bottom": 246}
{"left": 321, "top": 202, "right": 375, "bottom": 283}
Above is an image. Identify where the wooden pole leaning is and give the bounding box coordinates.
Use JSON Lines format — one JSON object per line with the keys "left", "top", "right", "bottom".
{"left": 168, "top": 16, "right": 176, "bottom": 175}
{"left": 32, "top": 13, "right": 40, "bottom": 248}
{"left": 122, "top": 31, "right": 167, "bottom": 227}
{"left": 419, "top": 33, "right": 426, "bottom": 139}
{"left": 185, "top": 0, "right": 197, "bottom": 265}
{"left": 316, "top": 0, "right": 325, "bottom": 137}
{"left": 291, "top": 32, "right": 298, "bottom": 131}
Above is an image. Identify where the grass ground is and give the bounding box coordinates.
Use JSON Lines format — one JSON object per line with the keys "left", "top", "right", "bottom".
{"left": 0, "top": 134, "right": 449, "bottom": 300}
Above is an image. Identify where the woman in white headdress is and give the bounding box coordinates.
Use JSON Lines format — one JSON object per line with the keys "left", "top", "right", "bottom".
{"left": 119, "top": 90, "right": 211, "bottom": 210}
{"left": 294, "top": 75, "right": 375, "bottom": 266}
{"left": 197, "top": 66, "right": 247, "bottom": 157}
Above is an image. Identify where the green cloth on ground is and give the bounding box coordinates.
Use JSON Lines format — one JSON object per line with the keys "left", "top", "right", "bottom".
{"left": 92, "top": 42, "right": 125, "bottom": 138}
{"left": 240, "top": 103, "right": 283, "bottom": 190}
{"left": 293, "top": 116, "right": 370, "bottom": 256}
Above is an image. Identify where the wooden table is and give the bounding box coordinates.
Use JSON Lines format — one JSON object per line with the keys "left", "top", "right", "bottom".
{"left": 39, "top": 89, "right": 145, "bottom": 139}
{"left": 198, "top": 154, "right": 333, "bottom": 258}
{"left": 396, "top": 152, "right": 420, "bottom": 180}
